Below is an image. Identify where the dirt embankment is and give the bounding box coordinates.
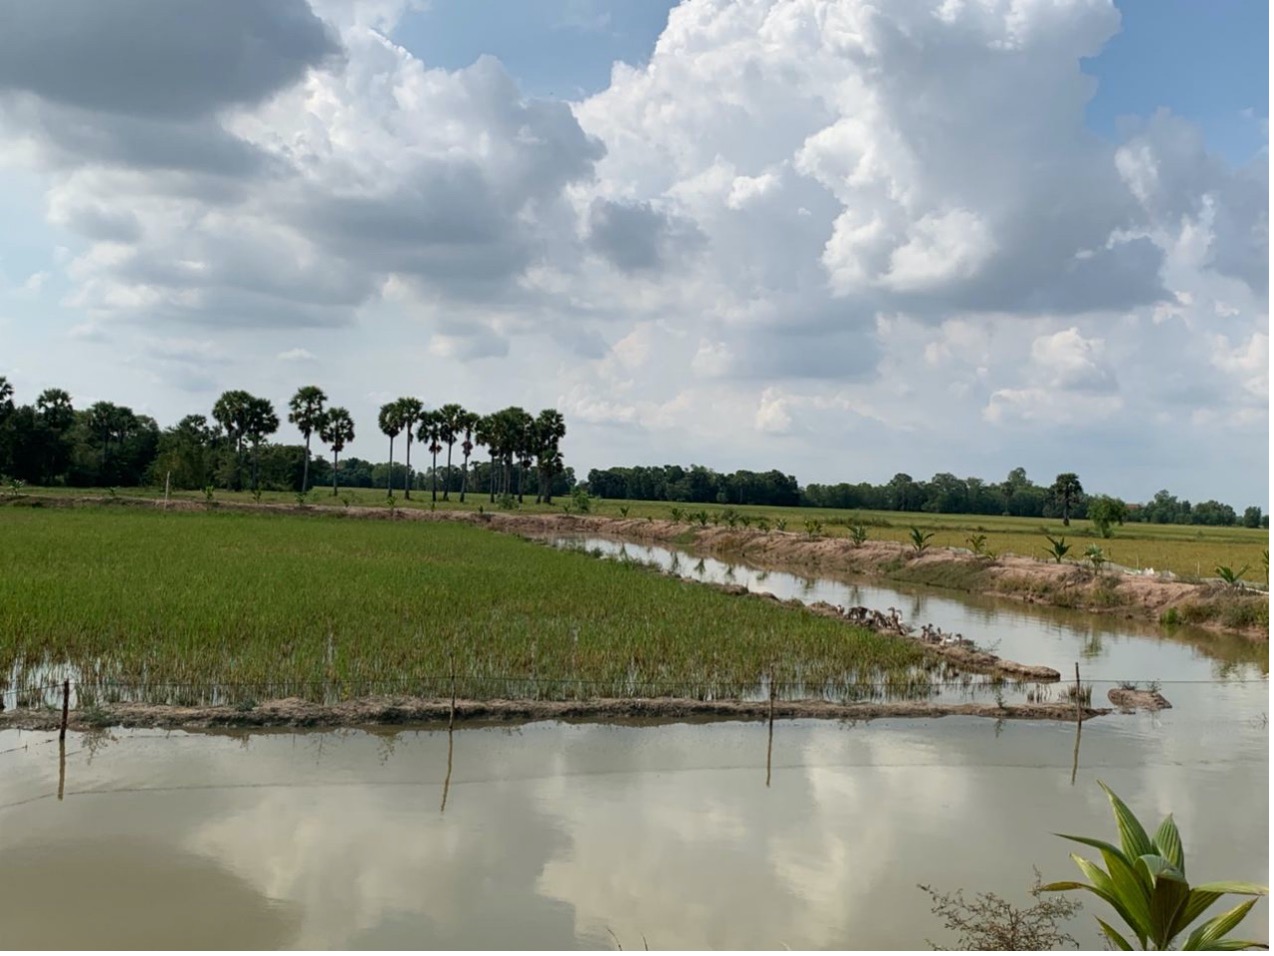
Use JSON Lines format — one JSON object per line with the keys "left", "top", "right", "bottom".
{"left": 488, "top": 513, "right": 1269, "bottom": 640}
{"left": 0, "top": 695, "right": 1110, "bottom": 732}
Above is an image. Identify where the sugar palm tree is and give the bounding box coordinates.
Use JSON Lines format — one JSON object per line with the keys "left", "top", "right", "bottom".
{"left": 395, "top": 397, "right": 423, "bottom": 499}
{"left": 533, "top": 408, "right": 566, "bottom": 504}
{"left": 212, "top": 390, "right": 253, "bottom": 490}
{"left": 458, "top": 410, "right": 480, "bottom": 503}
{"left": 476, "top": 414, "right": 497, "bottom": 502}
{"left": 1050, "top": 472, "right": 1085, "bottom": 527}
{"left": 244, "top": 396, "right": 279, "bottom": 492}
{"left": 318, "top": 407, "right": 355, "bottom": 496}
{"left": 436, "top": 403, "right": 466, "bottom": 501}
{"left": 417, "top": 410, "right": 442, "bottom": 502}
{"left": 378, "top": 400, "right": 403, "bottom": 498}
{"left": 287, "top": 386, "right": 327, "bottom": 494}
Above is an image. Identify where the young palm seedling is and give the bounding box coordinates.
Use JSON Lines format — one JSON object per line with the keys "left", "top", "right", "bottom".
{"left": 1216, "top": 565, "right": 1250, "bottom": 588}
{"left": 1042, "top": 781, "right": 1268, "bottom": 950}
{"left": 909, "top": 526, "right": 934, "bottom": 553}
{"left": 1044, "top": 534, "right": 1071, "bottom": 563}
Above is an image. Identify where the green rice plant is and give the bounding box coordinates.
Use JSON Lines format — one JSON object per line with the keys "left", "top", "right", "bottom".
{"left": 850, "top": 523, "right": 869, "bottom": 547}
{"left": 1042, "top": 782, "right": 1269, "bottom": 950}
{"left": 1044, "top": 535, "right": 1071, "bottom": 563}
{"left": 0, "top": 508, "right": 938, "bottom": 707}
{"left": 908, "top": 527, "right": 934, "bottom": 553}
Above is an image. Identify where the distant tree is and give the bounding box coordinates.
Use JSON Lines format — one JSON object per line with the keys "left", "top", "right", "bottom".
{"left": 243, "top": 396, "right": 279, "bottom": 492}
{"left": 377, "top": 401, "right": 403, "bottom": 497}
{"left": 1243, "top": 506, "right": 1264, "bottom": 529}
{"left": 394, "top": 397, "right": 423, "bottom": 498}
{"left": 0, "top": 376, "right": 13, "bottom": 419}
{"left": 435, "top": 404, "right": 466, "bottom": 501}
{"left": 1049, "top": 473, "right": 1084, "bottom": 526}
{"left": 287, "top": 386, "right": 327, "bottom": 494}
{"left": 417, "top": 410, "right": 442, "bottom": 502}
{"left": 212, "top": 390, "right": 253, "bottom": 490}
{"left": 476, "top": 414, "right": 497, "bottom": 503}
{"left": 533, "top": 408, "right": 566, "bottom": 504}
{"left": 1086, "top": 495, "right": 1128, "bottom": 538}
{"left": 318, "top": 408, "right": 355, "bottom": 496}
{"left": 458, "top": 410, "right": 480, "bottom": 503}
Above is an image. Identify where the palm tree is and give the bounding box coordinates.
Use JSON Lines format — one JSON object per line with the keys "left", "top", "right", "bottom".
{"left": 533, "top": 408, "right": 566, "bottom": 504}
{"left": 506, "top": 407, "right": 534, "bottom": 504}
{"left": 1049, "top": 472, "right": 1084, "bottom": 527}
{"left": 417, "top": 410, "right": 443, "bottom": 502}
{"left": 458, "top": 411, "right": 480, "bottom": 503}
{"left": 378, "top": 401, "right": 403, "bottom": 498}
{"left": 395, "top": 397, "right": 423, "bottom": 499}
{"left": 212, "top": 390, "right": 253, "bottom": 490}
{"left": 436, "top": 403, "right": 465, "bottom": 501}
{"left": 36, "top": 388, "right": 75, "bottom": 483}
{"left": 318, "top": 407, "right": 355, "bottom": 496}
{"left": 287, "top": 386, "right": 327, "bottom": 494}
{"left": 244, "top": 396, "right": 279, "bottom": 492}
{"left": 476, "top": 414, "right": 497, "bottom": 503}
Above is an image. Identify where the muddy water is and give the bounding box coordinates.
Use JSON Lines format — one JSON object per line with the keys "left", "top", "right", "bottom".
{"left": 550, "top": 536, "right": 1268, "bottom": 711}
{"left": 0, "top": 714, "right": 1266, "bottom": 950}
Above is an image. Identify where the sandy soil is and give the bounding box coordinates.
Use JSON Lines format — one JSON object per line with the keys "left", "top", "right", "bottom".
{"left": 0, "top": 695, "right": 1110, "bottom": 732}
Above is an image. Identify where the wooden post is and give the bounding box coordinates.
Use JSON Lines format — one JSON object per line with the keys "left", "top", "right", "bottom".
{"left": 1073, "top": 663, "right": 1082, "bottom": 720}
{"left": 58, "top": 737, "right": 66, "bottom": 801}
{"left": 1071, "top": 662, "right": 1083, "bottom": 786}
{"left": 448, "top": 653, "right": 457, "bottom": 731}
{"left": 59, "top": 679, "right": 70, "bottom": 741}
{"left": 766, "top": 666, "right": 776, "bottom": 788}
{"left": 164, "top": 471, "right": 171, "bottom": 510}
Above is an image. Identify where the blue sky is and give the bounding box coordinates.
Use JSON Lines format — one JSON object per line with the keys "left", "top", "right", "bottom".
{"left": 0, "top": 0, "right": 1268, "bottom": 507}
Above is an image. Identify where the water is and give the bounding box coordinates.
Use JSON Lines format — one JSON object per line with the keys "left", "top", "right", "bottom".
{"left": 0, "top": 535, "right": 1266, "bottom": 949}
{"left": 0, "top": 716, "right": 1266, "bottom": 950}
{"left": 548, "top": 536, "right": 1268, "bottom": 714}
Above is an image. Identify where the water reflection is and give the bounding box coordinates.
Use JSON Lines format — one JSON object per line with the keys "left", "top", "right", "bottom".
{"left": 0, "top": 719, "right": 1265, "bottom": 950}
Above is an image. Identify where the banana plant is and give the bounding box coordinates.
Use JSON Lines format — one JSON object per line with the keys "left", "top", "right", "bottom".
{"left": 1042, "top": 782, "right": 1268, "bottom": 950}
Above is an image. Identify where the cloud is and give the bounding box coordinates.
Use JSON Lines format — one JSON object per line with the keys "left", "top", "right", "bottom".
{"left": 278, "top": 348, "right": 317, "bottom": 363}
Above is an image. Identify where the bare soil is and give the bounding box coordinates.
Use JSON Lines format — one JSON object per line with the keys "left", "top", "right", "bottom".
{"left": 0, "top": 695, "right": 1110, "bottom": 732}
{"left": 1106, "top": 687, "right": 1173, "bottom": 712}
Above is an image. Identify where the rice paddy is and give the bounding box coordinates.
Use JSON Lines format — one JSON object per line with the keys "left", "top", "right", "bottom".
{"left": 0, "top": 506, "right": 940, "bottom": 707}
{"left": 19, "top": 485, "right": 1267, "bottom": 581}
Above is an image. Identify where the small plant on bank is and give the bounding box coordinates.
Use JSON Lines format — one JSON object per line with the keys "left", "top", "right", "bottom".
{"left": 1216, "top": 564, "right": 1250, "bottom": 588}
{"left": 755, "top": 516, "right": 770, "bottom": 532}
{"left": 570, "top": 486, "right": 590, "bottom": 514}
{"left": 251, "top": 487, "right": 263, "bottom": 503}
{"left": 107, "top": 487, "right": 118, "bottom": 500}
{"left": 692, "top": 510, "right": 709, "bottom": 527}
{"left": 738, "top": 514, "right": 752, "bottom": 529}
{"left": 850, "top": 523, "right": 869, "bottom": 547}
{"left": 1044, "top": 534, "right": 1071, "bottom": 563}
{"left": 966, "top": 533, "right": 989, "bottom": 556}
{"left": 203, "top": 485, "right": 215, "bottom": 503}
{"left": 721, "top": 508, "right": 741, "bottom": 529}
{"left": 775, "top": 518, "right": 787, "bottom": 532}
{"left": 804, "top": 518, "right": 824, "bottom": 538}
{"left": 1084, "top": 544, "right": 1107, "bottom": 574}
{"left": 909, "top": 526, "right": 934, "bottom": 553}
{"left": 1041, "top": 782, "right": 1269, "bottom": 950}
{"left": 618, "top": 505, "right": 629, "bottom": 518}
{"left": 669, "top": 507, "right": 683, "bottom": 522}
{"left": 295, "top": 490, "right": 310, "bottom": 506}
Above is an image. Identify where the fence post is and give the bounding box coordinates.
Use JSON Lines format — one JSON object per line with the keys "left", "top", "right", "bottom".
{"left": 59, "top": 679, "right": 70, "bottom": 741}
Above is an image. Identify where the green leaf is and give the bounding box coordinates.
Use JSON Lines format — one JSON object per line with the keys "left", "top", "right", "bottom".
{"left": 1138, "top": 853, "right": 1187, "bottom": 886}
{"left": 1056, "top": 832, "right": 1133, "bottom": 870}
{"left": 1200, "top": 940, "right": 1270, "bottom": 951}
{"left": 1039, "top": 880, "right": 1092, "bottom": 892}
{"left": 1194, "top": 883, "right": 1270, "bottom": 897}
{"left": 1072, "top": 854, "right": 1149, "bottom": 947}
{"left": 1175, "top": 889, "right": 1226, "bottom": 940}
{"left": 1097, "top": 918, "right": 1135, "bottom": 951}
{"left": 1099, "top": 781, "right": 1156, "bottom": 860}
{"left": 1154, "top": 814, "right": 1185, "bottom": 871}
{"left": 1197, "top": 899, "right": 1261, "bottom": 947}
{"left": 1148, "top": 868, "right": 1193, "bottom": 949}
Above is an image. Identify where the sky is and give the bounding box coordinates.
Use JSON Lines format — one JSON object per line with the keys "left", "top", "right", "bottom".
{"left": 0, "top": 0, "right": 1267, "bottom": 507}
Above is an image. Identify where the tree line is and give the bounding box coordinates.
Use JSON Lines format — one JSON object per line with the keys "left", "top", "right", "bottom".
{"left": 584, "top": 463, "right": 1268, "bottom": 529}
{"left": 0, "top": 376, "right": 571, "bottom": 504}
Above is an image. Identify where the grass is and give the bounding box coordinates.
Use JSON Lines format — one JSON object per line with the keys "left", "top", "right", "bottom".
{"left": 0, "top": 507, "right": 938, "bottom": 707}
{"left": 15, "top": 485, "right": 1266, "bottom": 581}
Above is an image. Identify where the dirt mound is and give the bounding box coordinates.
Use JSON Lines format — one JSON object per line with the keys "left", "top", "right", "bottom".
{"left": 0, "top": 695, "right": 1111, "bottom": 732}
{"left": 1107, "top": 687, "right": 1173, "bottom": 712}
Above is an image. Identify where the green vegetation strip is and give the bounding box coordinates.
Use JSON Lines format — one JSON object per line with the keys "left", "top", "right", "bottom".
{"left": 0, "top": 508, "right": 935, "bottom": 707}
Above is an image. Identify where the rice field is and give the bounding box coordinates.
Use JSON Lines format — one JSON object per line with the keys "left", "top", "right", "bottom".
{"left": 0, "top": 507, "right": 940, "bottom": 707}
{"left": 20, "top": 486, "right": 1268, "bottom": 581}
